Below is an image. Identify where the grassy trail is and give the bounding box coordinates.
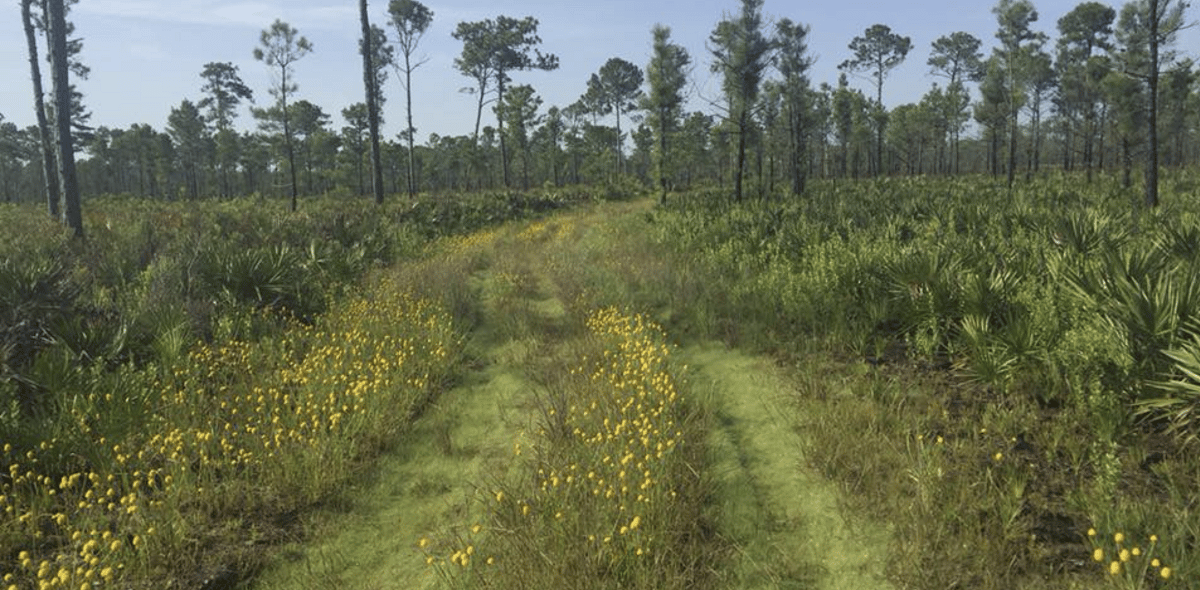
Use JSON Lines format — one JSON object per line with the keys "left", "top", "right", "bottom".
{"left": 249, "top": 202, "right": 893, "bottom": 590}
{"left": 250, "top": 230, "right": 563, "bottom": 590}
{"left": 687, "top": 345, "right": 892, "bottom": 590}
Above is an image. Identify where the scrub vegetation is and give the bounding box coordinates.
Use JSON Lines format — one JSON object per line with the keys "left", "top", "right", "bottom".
{"left": 3, "top": 0, "right": 1199, "bottom": 588}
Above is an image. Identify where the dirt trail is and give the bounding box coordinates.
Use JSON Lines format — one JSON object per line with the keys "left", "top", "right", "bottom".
{"left": 249, "top": 204, "right": 893, "bottom": 590}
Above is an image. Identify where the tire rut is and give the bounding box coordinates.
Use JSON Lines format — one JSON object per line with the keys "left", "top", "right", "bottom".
{"left": 684, "top": 344, "right": 894, "bottom": 590}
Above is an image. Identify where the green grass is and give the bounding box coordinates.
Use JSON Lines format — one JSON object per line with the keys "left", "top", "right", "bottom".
{"left": 684, "top": 344, "right": 892, "bottom": 590}
{"left": 8, "top": 171, "right": 1200, "bottom": 590}
{"left": 616, "top": 172, "right": 1200, "bottom": 589}
{"left": 0, "top": 190, "right": 577, "bottom": 589}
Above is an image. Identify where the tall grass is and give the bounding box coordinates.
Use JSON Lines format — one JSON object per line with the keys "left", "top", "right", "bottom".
{"left": 419, "top": 307, "right": 716, "bottom": 590}
{"left": 0, "top": 190, "right": 577, "bottom": 588}
{"left": 580, "top": 171, "right": 1200, "bottom": 589}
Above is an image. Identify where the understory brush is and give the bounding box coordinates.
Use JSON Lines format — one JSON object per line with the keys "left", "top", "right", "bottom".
{"left": 0, "top": 273, "right": 462, "bottom": 588}
{"left": 0, "top": 190, "right": 573, "bottom": 588}
{"left": 604, "top": 172, "right": 1200, "bottom": 589}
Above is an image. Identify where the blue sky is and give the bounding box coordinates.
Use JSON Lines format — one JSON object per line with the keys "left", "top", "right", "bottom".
{"left": 0, "top": 0, "right": 1148, "bottom": 147}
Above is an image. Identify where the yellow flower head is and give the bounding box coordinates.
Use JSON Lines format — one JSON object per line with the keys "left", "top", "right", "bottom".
{"left": 1119, "top": 549, "right": 1130, "bottom": 562}
{"left": 1093, "top": 548, "right": 1104, "bottom": 562}
{"left": 1087, "top": 528, "right": 1096, "bottom": 537}
{"left": 1114, "top": 532, "right": 1125, "bottom": 544}
{"left": 1109, "top": 561, "right": 1121, "bottom": 576}
{"left": 1161, "top": 566, "right": 1171, "bottom": 579}
{"left": 1152, "top": 558, "right": 1161, "bottom": 567}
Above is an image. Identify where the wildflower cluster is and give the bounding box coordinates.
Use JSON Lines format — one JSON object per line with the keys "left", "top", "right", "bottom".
{"left": 2, "top": 286, "right": 459, "bottom": 588}
{"left": 1088, "top": 527, "right": 1175, "bottom": 589}
{"left": 424, "top": 307, "right": 696, "bottom": 587}
{"left": 443, "top": 227, "right": 503, "bottom": 258}
{"left": 517, "top": 219, "right": 574, "bottom": 243}
{"left": 538, "top": 308, "right": 684, "bottom": 558}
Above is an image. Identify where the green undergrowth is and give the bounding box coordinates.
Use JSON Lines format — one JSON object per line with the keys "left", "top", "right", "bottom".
{"left": 0, "top": 190, "right": 581, "bottom": 589}
{"left": 556, "top": 172, "right": 1200, "bottom": 589}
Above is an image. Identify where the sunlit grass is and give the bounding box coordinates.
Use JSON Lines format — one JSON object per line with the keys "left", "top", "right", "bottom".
{"left": 418, "top": 307, "right": 714, "bottom": 590}
{"left": 0, "top": 274, "right": 461, "bottom": 589}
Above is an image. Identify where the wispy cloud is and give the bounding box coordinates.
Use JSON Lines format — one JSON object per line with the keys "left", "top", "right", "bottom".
{"left": 127, "top": 41, "right": 171, "bottom": 62}
{"left": 79, "top": 1, "right": 357, "bottom": 30}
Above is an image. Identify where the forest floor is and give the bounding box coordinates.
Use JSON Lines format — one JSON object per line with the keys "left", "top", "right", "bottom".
{"left": 246, "top": 200, "right": 894, "bottom": 590}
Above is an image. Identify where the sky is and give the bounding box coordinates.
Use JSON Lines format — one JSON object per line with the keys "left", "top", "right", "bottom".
{"left": 0, "top": 0, "right": 1166, "bottom": 148}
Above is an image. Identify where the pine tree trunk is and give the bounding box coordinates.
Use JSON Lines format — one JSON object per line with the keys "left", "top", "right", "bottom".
{"left": 657, "top": 108, "right": 669, "bottom": 204}
{"left": 789, "top": 103, "right": 802, "bottom": 196}
{"left": 1122, "top": 135, "right": 1132, "bottom": 189}
{"left": 1006, "top": 108, "right": 1018, "bottom": 189}
{"left": 614, "top": 104, "right": 623, "bottom": 177}
{"left": 404, "top": 51, "right": 417, "bottom": 198}
{"left": 1144, "top": 0, "right": 1160, "bottom": 208}
{"left": 496, "top": 78, "right": 511, "bottom": 189}
{"left": 734, "top": 109, "right": 748, "bottom": 202}
{"left": 875, "top": 79, "right": 884, "bottom": 177}
{"left": 280, "top": 67, "right": 298, "bottom": 210}
{"left": 47, "top": 0, "right": 81, "bottom": 238}
{"left": 22, "top": 0, "right": 61, "bottom": 218}
{"left": 284, "top": 114, "right": 298, "bottom": 210}
{"left": 359, "top": 0, "right": 385, "bottom": 205}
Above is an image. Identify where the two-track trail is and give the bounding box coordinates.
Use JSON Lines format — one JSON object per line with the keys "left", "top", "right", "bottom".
{"left": 248, "top": 201, "right": 892, "bottom": 590}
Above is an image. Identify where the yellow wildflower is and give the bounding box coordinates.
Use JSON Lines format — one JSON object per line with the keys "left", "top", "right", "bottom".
{"left": 1093, "top": 548, "right": 1104, "bottom": 562}
{"left": 1109, "top": 561, "right": 1120, "bottom": 575}
{"left": 1161, "top": 567, "right": 1171, "bottom": 579}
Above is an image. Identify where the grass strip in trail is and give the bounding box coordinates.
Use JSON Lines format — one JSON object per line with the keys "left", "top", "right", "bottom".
{"left": 684, "top": 345, "right": 892, "bottom": 590}
{"left": 247, "top": 355, "right": 536, "bottom": 590}
{"left": 246, "top": 226, "right": 539, "bottom": 590}
{"left": 423, "top": 307, "right": 715, "bottom": 590}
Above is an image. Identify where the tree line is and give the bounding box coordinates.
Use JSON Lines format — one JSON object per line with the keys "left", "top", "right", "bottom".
{"left": 2, "top": 0, "right": 1197, "bottom": 235}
